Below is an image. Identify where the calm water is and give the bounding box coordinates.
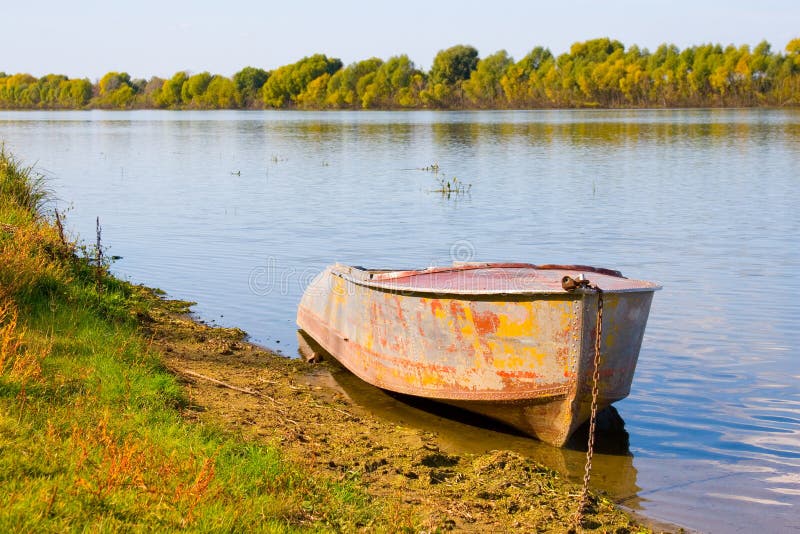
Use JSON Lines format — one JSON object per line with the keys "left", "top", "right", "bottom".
{"left": 1, "top": 109, "right": 798, "bottom": 532}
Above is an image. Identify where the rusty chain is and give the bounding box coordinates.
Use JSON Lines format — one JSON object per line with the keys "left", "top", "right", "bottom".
{"left": 562, "top": 276, "right": 604, "bottom": 529}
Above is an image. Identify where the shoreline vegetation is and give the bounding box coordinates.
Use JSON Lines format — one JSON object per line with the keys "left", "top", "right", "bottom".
{"left": 1, "top": 38, "right": 799, "bottom": 111}
{"left": 0, "top": 150, "right": 670, "bottom": 531}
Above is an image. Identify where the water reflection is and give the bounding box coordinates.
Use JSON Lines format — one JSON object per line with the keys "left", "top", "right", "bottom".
{"left": 250, "top": 118, "right": 800, "bottom": 150}
{"left": 299, "top": 331, "right": 642, "bottom": 504}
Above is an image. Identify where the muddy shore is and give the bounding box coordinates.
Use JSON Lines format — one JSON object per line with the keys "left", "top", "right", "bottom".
{"left": 143, "top": 290, "right": 673, "bottom": 532}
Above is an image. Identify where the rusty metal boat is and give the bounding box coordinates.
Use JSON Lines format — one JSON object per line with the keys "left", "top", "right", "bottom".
{"left": 296, "top": 262, "right": 660, "bottom": 447}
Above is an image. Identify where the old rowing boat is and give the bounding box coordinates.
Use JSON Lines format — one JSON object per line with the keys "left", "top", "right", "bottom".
{"left": 296, "top": 262, "right": 660, "bottom": 447}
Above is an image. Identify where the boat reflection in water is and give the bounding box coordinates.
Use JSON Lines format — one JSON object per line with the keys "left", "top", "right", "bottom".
{"left": 298, "top": 330, "right": 641, "bottom": 505}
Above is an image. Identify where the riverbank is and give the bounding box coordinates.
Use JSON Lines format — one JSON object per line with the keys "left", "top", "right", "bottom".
{"left": 148, "top": 292, "right": 656, "bottom": 532}
{"left": 2, "top": 37, "right": 800, "bottom": 111}
{"left": 0, "top": 148, "right": 665, "bottom": 531}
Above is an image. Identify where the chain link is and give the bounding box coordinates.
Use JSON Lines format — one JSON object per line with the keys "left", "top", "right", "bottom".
{"left": 573, "top": 285, "right": 603, "bottom": 529}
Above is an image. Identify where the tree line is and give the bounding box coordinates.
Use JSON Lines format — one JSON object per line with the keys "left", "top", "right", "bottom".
{"left": 2, "top": 38, "right": 799, "bottom": 110}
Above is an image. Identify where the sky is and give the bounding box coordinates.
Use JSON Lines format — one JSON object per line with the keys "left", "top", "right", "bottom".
{"left": 2, "top": 0, "right": 798, "bottom": 80}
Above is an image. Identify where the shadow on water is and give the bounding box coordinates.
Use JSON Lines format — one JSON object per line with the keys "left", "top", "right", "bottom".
{"left": 298, "top": 330, "right": 642, "bottom": 506}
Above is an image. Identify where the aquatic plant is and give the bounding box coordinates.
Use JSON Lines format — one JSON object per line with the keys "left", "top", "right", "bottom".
{"left": 431, "top": 175, "right": 472, "bottom": 199}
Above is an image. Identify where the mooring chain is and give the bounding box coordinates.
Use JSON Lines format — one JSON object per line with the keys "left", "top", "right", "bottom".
{"left": 561, "top": 275, "right": 604, "bottom": 529}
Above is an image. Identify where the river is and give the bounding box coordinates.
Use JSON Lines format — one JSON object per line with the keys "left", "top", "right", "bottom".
{"left": 1, "top": 109, "right": 797, "bottom": 532}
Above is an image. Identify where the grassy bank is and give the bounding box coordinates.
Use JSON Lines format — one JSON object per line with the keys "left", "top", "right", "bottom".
{"left": 0, "top": 148, "right": 398, "bottom": 532}
{"left": 0, "top": 147, "right": 658, "bottom": 532}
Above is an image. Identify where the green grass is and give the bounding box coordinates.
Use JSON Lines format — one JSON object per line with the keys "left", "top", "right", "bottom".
{"left": 0, "top": 149, "right": 399, "bottom": 532}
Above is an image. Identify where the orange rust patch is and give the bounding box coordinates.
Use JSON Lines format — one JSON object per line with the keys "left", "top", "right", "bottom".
{"left": 393, "top": 295, "right": 407, "bottom": 325}
{"left": 472, "top": 310, "right": 500, "bottom": 335}
{"left": 497, "top": 370, "right": 542, "bottom": 380}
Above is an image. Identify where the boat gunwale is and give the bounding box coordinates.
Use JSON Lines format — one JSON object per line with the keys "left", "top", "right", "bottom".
{"left": 359, "top": 262, "right": 628, "bottom": 281}
{"left": 331, "top": 265, "right": 662, "bottom": 297}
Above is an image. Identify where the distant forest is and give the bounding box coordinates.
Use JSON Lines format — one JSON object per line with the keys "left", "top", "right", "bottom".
{"left": 2, "top": 38, "right": 799, "bottom": 110}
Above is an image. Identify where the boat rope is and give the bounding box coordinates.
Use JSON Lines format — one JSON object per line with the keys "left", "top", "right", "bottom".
{"left": 562, "top": 275, "right": 604, "bottom": 528}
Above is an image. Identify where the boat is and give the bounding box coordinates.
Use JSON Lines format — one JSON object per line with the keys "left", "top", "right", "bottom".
{"left": 296, "top": 262, "right": 660, "bottom": 447}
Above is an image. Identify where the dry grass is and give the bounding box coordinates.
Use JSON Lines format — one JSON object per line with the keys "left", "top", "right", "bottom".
{"left": 0, "top": 297, "right": 23, "bottom": 369}
{"left": 0, "top": 295, "right": 49, "bottom": 384}
{"left": 0, "top": 212, "right": 68, "bottom": 299}
{"left": 0, "top": 147, "right": 70, "bottom": 301}
{"left": 0, "top": 146, "right": 51, "bottom": 216}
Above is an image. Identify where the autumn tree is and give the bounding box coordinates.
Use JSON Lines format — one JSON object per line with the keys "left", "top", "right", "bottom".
{"left": 749, "top": 41, "right": 774, "bottom": 98}
{"left": 430, "top": 45, "right": 479, "bottom": 85}
{"left": 501, "top": 47, "right": 553, "bottom": 106}
{"left": 773, "top": 39, "right": 800, "bottom": 103}
{"left": 181, "top": 72, "right": 213, "bottom": 106}
{"left": 156, "top": 71, "right": 188, "bottom": 108}
{"left": 233, "top": 67, "right": 269, "bottom": 108}
{"left": 203, "top": 76, "right": 237, "bottom": 108}
{"left": 296, "top": 74, "right": 331, "bottom": 108}
{"left": 262, "top": 54, "right": 342, "bottom": 108}
{"left": 423, "top": 45, "right": 479, "bottom": 107}
{"left": 60, "top": 78, "right": 93, "bottom": 108}
{"left": 324, "top": 58, "right": 383, "bottom": 108}
{"left": 647, "top": 44, "right": 682, "bottom": 106}
{"left": 464, "top": 50, "right": 513, "bottom": 107}
{"left": 358, "top": 55, "right": 422, "bottom": 108}
{"left": 0, "top": 74, "right": 36, "bottom": 108}
{"left": 565, "top": 38, "right": 625, "bottom": 104}
{"left": 95, "top": 71, "right": 136, "bottom": 108}
{"left": 138, "top": 77, "right": 165, "bottom": 107}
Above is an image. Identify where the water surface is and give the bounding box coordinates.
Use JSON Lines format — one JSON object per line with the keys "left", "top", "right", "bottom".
{"left": 1, "top": 109, "right": 798, "bottom": 532}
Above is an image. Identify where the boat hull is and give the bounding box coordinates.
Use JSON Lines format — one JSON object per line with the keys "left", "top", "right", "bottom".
{"left": 297, "top": 265, "right": 656, "bottom": 446}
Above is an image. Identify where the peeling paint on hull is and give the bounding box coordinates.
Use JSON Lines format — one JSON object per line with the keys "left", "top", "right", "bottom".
{"left": 297, "top": 263, "right": 659, "bottom": 447}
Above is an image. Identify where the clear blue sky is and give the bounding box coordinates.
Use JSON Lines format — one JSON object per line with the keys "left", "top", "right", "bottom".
{"left": 3, "top": 0, "right": 798, "bottom": 80}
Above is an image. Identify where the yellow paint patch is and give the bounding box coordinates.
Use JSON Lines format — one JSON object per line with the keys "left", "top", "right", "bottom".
{"left": 496, "top": 352, "right": 527, "bottom": 370}
{"left": 557, "top": 302, "right": 574, "bottom": 332}
{"left": 363, "top": 329, "right": 374, "bottom": 351}
{"left": 460, "top": 303, "right": 476, "bottom": 337}
{"left": 418, "top": 369, "right": 445, "bottom": 387}
{"left": 495, "top": 345, "right": 545, "bottom": 369}
{"left": 331, "top": 276, "right": 347, "bottom": 305}
{"left": 495, "top": 301, "right": 539, "bottom": 339}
